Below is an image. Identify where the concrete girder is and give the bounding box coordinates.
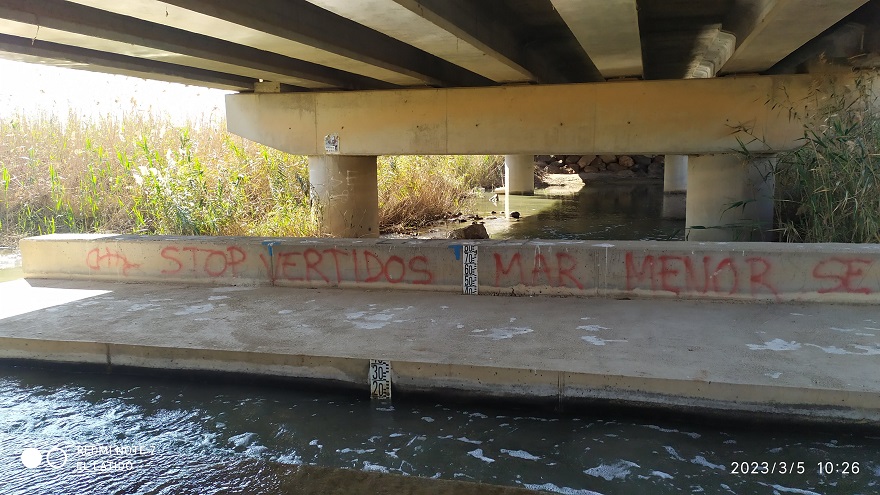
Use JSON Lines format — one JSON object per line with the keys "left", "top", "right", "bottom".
{"left": 0, "top": 34, "right": 254, "bottom": 91}
{"left": 71, "top": 0, "right": 489, "bottom": 88}
{"left": 391, "top": 0, "right": 602, "bottom": 84}
{"left": 721, "top": 0, "right": 871, "bottom": 74}
{"left": 550, "top": 0, "right": 642, "bottom": 79}
{"left": 226, "top": 74, "right": 841, "bottom": 156}
{"left": 304, "top": 0, "right": 536, "bottom": 84}
{"left": 0, "top": 0, "right": 392, "bottom": 90}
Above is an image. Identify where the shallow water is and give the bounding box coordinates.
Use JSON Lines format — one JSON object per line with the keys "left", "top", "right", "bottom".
{"left": 436, "top": 181, "right": 685, "bottom": 241}
{"left": 1, "top": 366, "right": 878, "bottom": 495}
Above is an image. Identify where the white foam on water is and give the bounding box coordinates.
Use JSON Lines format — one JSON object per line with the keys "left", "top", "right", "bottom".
{"left": 228, "top": 432, "right": 257, "bottom": 448}
{"left": 466, "top": 448, "right": 495, "bottom": 463}
{"left": 421, "top": 417, "right": 435, "bottom": 423}
{"left": 644, "top": 425, "right": 701, "bottom": 439}
{"left": 746, "top": 339, "right": 801, "bottom": 351}
{"left": 651, "top": 471, "right": 673, "bottom": 479}
{"left": 664, "top": 446, "right": 684, "bottom": 461}
{"left": 522, "top": 483, "right": 603, "bottom": 495}
{"left": 501, "top": 449, "right": 541, "bottom": 461}
{"left": 362, "top": 461, "right": 389, "bottom": 473}
{"left": 210, "top": 286, "right": 254, "bottom": 293}
{"left": 583, "top": 460, "right": 639, "bottom": 481}
{"left": 457, "top": 437, "right": 482, "bottom": 445}
{"left": 761, "top": 483, "right": 821, "bottom": 495}
{"left": 691, "top": 455, "right": 725, "bottom": 470}
{"left": 764, "top": 372, "right": 782, "bottom": 379}
{"left": 207, "top": 295, "right": 229, "bottom": 301}
{"left": 278, "top": 309, "right": 293, "bottom": 315}
{"left": 337, "top": 448, "right": 376, "bottom": 454}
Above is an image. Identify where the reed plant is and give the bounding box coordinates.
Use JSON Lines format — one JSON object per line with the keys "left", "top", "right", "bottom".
{"left": 0, "top": 108, "right": 500, "bottom": 244}
{"left": 774, "top": 71, "right": 880, "bottom": 243}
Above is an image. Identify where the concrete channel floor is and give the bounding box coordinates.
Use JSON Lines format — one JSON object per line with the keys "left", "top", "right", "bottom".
{"left": 1, "top": 277, "right": 879, "bottom": 426}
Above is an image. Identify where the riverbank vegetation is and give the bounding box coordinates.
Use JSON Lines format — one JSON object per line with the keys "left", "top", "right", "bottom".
{"left": 773, "top": 71, "right": 880, "bottom": 243}
{"left": 0, "top": 110, "right": 500, "bottom": 246}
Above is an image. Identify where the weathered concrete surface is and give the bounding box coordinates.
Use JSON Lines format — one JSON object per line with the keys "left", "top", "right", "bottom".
{"left": 20, "top": 234, "right": 880, "bottom": 304}
{"left": 1, "top": 278, "right": 879, "bottom": 425}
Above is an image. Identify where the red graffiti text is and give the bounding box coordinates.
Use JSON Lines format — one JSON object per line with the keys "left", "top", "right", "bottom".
{"left": 160, "top": 246, "right": 247, "bottom": 277}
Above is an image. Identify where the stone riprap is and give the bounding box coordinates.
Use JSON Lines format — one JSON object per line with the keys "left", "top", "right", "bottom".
{"left": 20, "top": 234, "right": 880, "bottom": 304}
{"left": 536, "top": 154, "right": 664, "bottom": 178}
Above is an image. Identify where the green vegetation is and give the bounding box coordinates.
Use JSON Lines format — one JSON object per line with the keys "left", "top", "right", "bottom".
{"left": 0, "top": 109, "right": 500, "bottom": 245}
{"left": 774, "top": 71, "right": 880, "bottom": 243}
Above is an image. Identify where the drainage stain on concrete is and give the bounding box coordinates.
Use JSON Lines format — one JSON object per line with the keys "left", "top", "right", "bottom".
{"left": 470, "top": 327, "right": 534, "bottom": 340}
{"left": 747, "top": 339, "right": 802, "bottom": 351}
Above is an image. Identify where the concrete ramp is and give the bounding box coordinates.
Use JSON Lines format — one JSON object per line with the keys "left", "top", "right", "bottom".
{"left": 1, "top": 277, "right": 879, "bottom": 426}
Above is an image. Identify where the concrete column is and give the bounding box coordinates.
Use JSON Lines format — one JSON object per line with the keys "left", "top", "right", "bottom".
{"left": 308, "top": 155, "right": 379, "bottom": 238}
{"left": 504, "top": 155, "right": 534, "bottom": 195}
{"left": 686, "top": 154, "right": 776, "bottom": 242}
{"left": 664, "top": 155, "right": 688, "bottom": 193}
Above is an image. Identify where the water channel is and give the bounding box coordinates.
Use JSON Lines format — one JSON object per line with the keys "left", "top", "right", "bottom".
{"left": 2, "top": 182, "right": 878, "bottom": 494}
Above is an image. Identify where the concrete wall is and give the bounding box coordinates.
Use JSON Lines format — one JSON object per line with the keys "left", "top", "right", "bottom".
{"left": 20, "top": 234, "right": 880, "bottom": 304}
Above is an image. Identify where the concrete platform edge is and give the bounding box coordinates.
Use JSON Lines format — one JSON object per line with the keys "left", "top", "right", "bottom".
{"left": 2, "top": 336, "right": 877, "bottom": 428}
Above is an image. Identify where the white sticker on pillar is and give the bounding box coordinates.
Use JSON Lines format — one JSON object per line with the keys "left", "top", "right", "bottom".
{"left": 369, "top": 359, "right": 391, "bottom": 399}
{"left": 463, "top": 244, "right": 478, "bottom": 295}
{"left": 324, "top": 133, "right": 339, "bottom": 153}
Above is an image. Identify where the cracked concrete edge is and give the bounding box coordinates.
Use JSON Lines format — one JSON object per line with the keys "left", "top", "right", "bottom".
{"left": 1, "top": 336, "right": 877, "bottom": 426}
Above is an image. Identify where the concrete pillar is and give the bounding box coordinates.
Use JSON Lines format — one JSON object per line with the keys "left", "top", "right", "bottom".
{"left": 686, "top": 154, "right": 776, "bottom": 242}
{"left": 664, "top": 155, "right": 688, "bottom": 194}
{"left": 308, "top": 155, "right": 379, "bottom": 238}
{"left": 504, "top": 155, "right": 534, "bottom": 195}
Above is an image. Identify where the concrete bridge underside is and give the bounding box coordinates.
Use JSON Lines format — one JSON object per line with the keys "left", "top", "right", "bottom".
{"left": 0, "top": 0, "right": 879, "bottom": 240}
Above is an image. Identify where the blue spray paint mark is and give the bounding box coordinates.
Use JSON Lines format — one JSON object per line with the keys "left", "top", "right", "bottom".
{"left": 261, "top": 240, "right": 279, "bottom": 258}
{"left": 450, "top": 245, "right": 462, "bottom": 261}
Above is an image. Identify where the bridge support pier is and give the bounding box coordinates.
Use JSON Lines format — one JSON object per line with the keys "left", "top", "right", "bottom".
{"left": 309, "top": 155, "right": 379, "bottom": 238}
{"left": 504, "top": 155, "right": 535, "bottom": 195}
{"left": 664, "top": 155, "right": 688, "bottom": 193}
{"left": 686, "top": 154, "right": 776, "bottom": 241}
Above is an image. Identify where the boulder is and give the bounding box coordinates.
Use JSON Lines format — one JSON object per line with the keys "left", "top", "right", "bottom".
{"left": 589, "top": 156, "right": 604, "bottom": 168}
{"left": 577, "top": 155, "right": 597, "bottom": 168}
{"left": 653, "top": 155, "right": 665, "bottom": 164}
{"left": 633, "top": 155, "right": 652, "bottom": 166}
{"left": 606, "top": 162, "right": 622, "bottom": 172}
{"left": 448, "top": 223, "right": 489, "bottom": 240}
{"left": 648, "top": 163, "right": 664, "bottom": 176}
{"left": 618, "top": 155, "right": 635, "bottom": 168}
{"left": 561, "top": 165, "right": 577, "bottom": 174}
{"left": 535, "top": 155, "right": 552, "bottom": 162}
{"left": 599, "top": 154, "right": 617, "bottom": 164}
{"left": 546, "top": 164, "right": 563, "bottom": 174}
{"left": 564, "top": 155, "right": 581, "bottom": 164}
{"left": 581, "top": 166, "right": 599, "bottom": 173}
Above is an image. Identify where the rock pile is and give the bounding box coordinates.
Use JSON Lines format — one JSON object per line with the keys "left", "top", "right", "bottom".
{"left": 534, "top": 154, "right": 665, "bottom": 178}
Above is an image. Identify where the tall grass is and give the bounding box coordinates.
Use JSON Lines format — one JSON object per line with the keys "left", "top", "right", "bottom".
{"left": 378, "top": 154, "right": 501, "bottom": 231}
{"left": 775, "top": 71, "right": 880, "bottom": 243}
{"left": 0, "top": 109, "right": 500, "bottom": 244}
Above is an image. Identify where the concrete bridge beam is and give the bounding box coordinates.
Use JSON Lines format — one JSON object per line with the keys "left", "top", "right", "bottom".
{"left": 308, "top": 155, "right": 379, "bottom": 238}
{"left": 504, "top": 155, "right": 534, "bottom": 195}
{"left": 686, "top": 154, "right": 776, "bottom": 242}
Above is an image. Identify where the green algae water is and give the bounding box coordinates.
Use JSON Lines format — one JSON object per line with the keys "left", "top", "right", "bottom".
{"left": 1, "top": 365, "right": 878, "bottom": 495}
